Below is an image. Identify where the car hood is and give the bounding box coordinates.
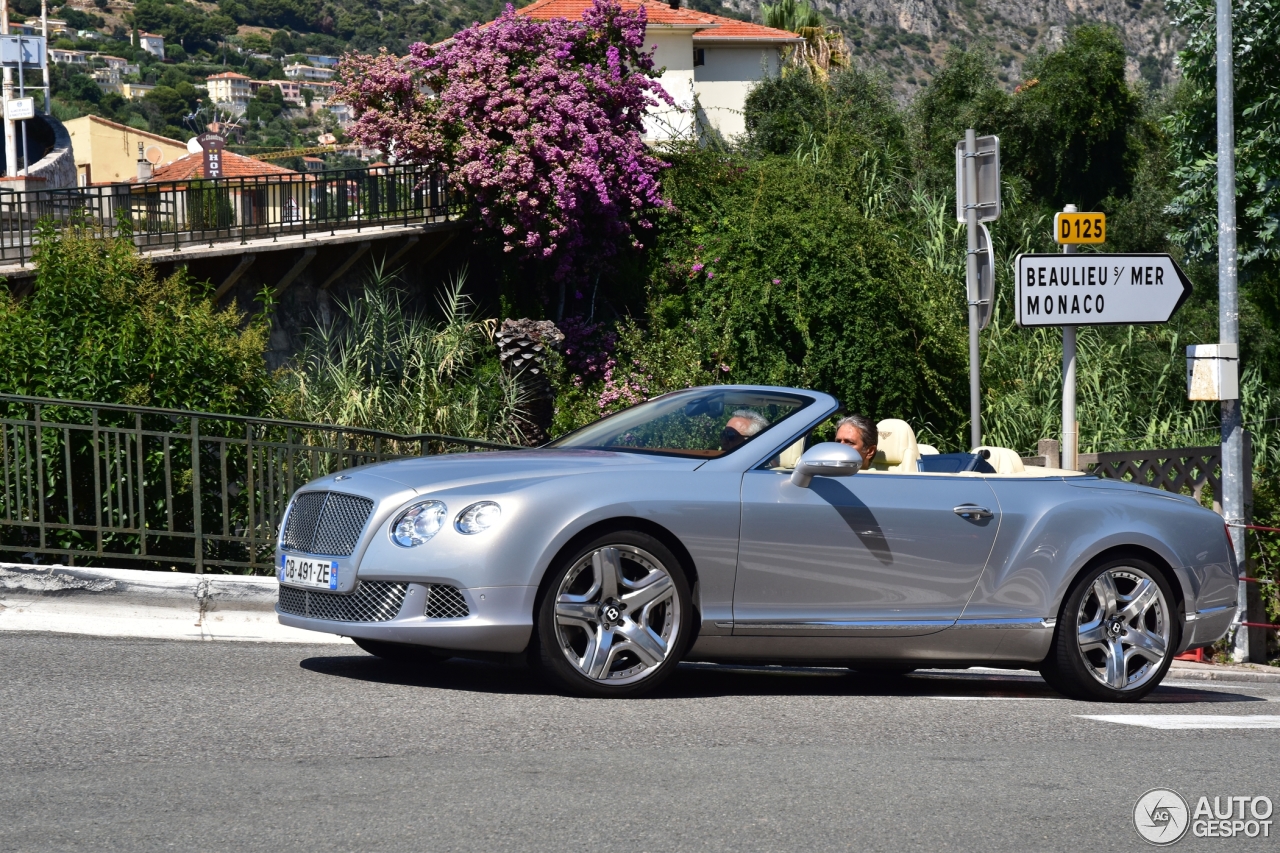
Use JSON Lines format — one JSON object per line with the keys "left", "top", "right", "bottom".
{"left": 303, "top": 448, "right": 708, "bottom": 496}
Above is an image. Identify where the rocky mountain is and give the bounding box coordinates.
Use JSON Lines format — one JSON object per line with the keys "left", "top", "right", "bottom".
{"left": 718, "top": 0, "right": 1182, "bottom": 95}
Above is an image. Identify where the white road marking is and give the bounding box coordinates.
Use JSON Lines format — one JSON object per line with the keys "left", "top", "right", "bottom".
{"left": 1078, "top": 714, "right": 1280, "bottom": 729}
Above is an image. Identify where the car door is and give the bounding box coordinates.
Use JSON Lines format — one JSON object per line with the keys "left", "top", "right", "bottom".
{"left": 732, "top": 469, "right": 1000, "bottom": 636}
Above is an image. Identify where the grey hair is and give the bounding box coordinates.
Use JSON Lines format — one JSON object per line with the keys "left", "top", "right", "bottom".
{"left": 836, "top": 414, "right": 877, "bottom": 448}
{"left": 731, "top": 409, "right": 770, "bottom": 436}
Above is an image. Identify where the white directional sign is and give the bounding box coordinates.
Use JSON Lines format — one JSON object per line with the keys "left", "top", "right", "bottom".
{"left": 1015, "top": 253, "right": 1193, "bottom": 327}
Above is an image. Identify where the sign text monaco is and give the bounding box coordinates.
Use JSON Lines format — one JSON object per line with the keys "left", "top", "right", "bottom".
{"left": 1015, "top": 253, "right": 1193, "bottom": 327}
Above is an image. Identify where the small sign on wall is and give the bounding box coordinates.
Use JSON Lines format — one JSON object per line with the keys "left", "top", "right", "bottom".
{"left": 4, "top": 97, "right": 35, "bottom": 121}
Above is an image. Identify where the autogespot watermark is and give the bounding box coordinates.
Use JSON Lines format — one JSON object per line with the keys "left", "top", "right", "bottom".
{"left": 1134, "top": 788, "right": 1275, "bottom": 845}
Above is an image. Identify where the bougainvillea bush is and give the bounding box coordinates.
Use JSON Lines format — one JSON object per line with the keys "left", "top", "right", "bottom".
{"left": 337, "top": 0, "right": 672, "bottom": 281}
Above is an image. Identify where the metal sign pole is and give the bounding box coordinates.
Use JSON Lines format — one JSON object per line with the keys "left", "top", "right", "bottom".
{"left": 16, "top": 30, "right": 25, "bottom": 173}
{"left": 1215, "top": 0, "right": 1249, "bottom": 661}
{"left": 1061, "top": 204, "right": 1078, "bottom": 471}
{"left": 1, "top": 0, "right": 14, "bottom": 178}
{"left": 964, "top": 128, "right": 981, "bottom": 449}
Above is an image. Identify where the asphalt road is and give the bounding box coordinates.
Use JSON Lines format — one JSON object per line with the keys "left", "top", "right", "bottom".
{"left": 2, "top": 632, "right": 1277, "bottom": 853}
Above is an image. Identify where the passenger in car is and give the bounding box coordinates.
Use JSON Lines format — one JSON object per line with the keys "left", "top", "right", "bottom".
{"left": 833, "top": 414, "right": 878, "bottom": 471}
{"left": 720, "top": 409, "right": 771, "bottom": 452}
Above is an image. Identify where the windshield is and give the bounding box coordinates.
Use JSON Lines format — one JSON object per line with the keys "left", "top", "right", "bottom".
{"left": 548, "top": 388, "right": 813, "bottom": 459}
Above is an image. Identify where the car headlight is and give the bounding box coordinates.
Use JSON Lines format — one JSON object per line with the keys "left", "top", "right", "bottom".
{"left": 390, "top": 500, "right": 448, "bottom": 547}
{"left": 455, "top": 501, "right": 501, "bottom": 534}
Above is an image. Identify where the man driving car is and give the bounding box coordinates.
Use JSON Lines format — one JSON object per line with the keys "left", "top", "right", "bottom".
{"left": 834, "top": 414, "right": 877, "bottom": 471}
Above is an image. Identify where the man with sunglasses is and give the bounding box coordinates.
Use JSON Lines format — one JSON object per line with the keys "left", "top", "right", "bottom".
{"left": 720, "top": 409, "right": 771, "bottom": 452}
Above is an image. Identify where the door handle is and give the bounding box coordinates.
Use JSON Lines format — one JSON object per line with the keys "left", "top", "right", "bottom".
{"left": 953, "top": 505, "right": 993, "bottom": 520}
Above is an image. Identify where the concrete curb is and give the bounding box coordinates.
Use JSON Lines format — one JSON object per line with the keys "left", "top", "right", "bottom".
{"left": 0, "top": 563, "right": 348, "bottom": 644}
{"left": 1168, "top": 660, "right": 1280, "bottom": 684}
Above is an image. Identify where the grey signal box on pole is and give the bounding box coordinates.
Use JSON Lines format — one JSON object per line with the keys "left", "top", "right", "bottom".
{"left": 955, "top": 135, "right": 1001, "bottom": 223}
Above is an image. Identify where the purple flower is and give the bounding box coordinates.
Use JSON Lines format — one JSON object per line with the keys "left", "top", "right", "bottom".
{"left": 772, "top": 278, "right": 781, "bottom": 285}
{"left": 691, "top": 263, "right": 704, "bottom": 273}
{"left": 335, "top": 0, "right": 673, "bottom": 283}
{"left": 706, "top": 271, "right": 714, "bottom": 280}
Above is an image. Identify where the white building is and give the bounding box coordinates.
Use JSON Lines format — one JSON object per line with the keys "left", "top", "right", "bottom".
{"left": 283, "top": 63, "right": 336, "bottom": 82}
{"left": 515, "top": 0, "right": 800, "bottom": 142}
{"left": 138, "top": 32, "right": 165, "bottom": 59}
{"left": 205, "top": 71, "right": 253, "bottom": 110}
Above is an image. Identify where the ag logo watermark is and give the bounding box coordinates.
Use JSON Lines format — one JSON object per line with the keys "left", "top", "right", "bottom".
{"left": 1134, "top": 789, "right": 1190, "bottom": 845}
{"left": 1134, "top": 789, "right": 1275, "bottom": 844}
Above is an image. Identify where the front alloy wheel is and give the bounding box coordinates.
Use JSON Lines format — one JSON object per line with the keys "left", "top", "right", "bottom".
{"left": 535, "top": 531, "right": 690, "bottom": 697}
{"left": 1041, "top": 557, "right": 1178, "bottom": 701}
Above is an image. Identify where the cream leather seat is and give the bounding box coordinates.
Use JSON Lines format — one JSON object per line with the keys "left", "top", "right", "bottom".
{"left": 778, "top": 437, "right": 805, "bottom": 469}
{"left": 972, "top": 445, "right": 1025, "bottom": 474}
{"left": 872, "top": 419, "right": 919, "bottom": 473}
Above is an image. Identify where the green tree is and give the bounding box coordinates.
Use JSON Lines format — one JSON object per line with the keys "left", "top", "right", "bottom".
{"left": 1166, "top": 0, "right": 1280, "bottom": 328}
{"left": 1003, "top": 25, "right": 1143, "bottom": 209}
{"left": 0, "top": 224, "right": 272, "bottom": 415}
{"left": 909, "top": 47, "right": 1008, "bottom": 192}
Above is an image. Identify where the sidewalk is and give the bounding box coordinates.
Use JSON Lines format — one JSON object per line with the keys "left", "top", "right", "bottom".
{"left": 1167, "top": 659, "right": 1280, "bottom": 684}
{"left": 0, "top": 562, "right": 348, "bottom": 644}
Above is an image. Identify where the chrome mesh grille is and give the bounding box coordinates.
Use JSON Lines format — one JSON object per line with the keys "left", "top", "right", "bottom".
{"left": 280, "top": 492, "right": 327, "bottom": 552}
{"left": 280, "top": 491, "right": 374, "bottom": 557}
{"left": 276, "top": 581, "right": 408, "bottom": 622}
{"left": 424, "top": 584, "right": 470, "bottom": 619}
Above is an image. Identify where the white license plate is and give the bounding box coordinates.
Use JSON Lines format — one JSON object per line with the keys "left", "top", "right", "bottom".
{"left": 279, "top": 554, "right": 339, "bottom": 590}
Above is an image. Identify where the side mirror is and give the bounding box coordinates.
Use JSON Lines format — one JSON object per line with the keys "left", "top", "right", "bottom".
{"left": 790, "top": 442, "right": 863, "bottom": 488}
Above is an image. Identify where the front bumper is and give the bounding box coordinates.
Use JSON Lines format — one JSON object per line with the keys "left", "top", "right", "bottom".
{"left": 276, "top": 582, "right": 537, "bottom": 653}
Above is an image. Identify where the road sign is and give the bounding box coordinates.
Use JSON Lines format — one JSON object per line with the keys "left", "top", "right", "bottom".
{"left": 1054, "top": 211, "right": 1106, "bottom": 244}
{"left": 972, "top": 221, "right": 994, "bottom": 330}
{"left": 955, "top": 135, "right": 1000, "bottom": 223}
{"left": 4, "top": 97, "right": 34, "bottom": 121}
{"left": 0, "top": 35, "right": 45, "bottom": 69}
{"left": 1015, "top": 253, "right": 1193, "bottom": 327}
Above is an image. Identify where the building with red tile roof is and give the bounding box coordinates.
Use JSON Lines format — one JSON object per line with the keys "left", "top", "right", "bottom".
{"left": 514, "top": 0, "right": 800, "bottom": 140}
{"left": 141, "top": 149, "right": 300, "bottom": 182}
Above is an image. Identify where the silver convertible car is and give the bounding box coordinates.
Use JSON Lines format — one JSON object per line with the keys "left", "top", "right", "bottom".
{"left": 276, "top": 386, "right": 1238, "bottom": 701}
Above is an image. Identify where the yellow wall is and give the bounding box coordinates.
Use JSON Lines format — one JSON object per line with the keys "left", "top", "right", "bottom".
{"left": 64, "top": 115, "right": 190, "bottom": 185}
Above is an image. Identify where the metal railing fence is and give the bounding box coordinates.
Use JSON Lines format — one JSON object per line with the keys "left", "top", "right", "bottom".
{"left": 0, "top": 163, "right": 459, "bottom": 264}
{"left": 0, "top": 394, "right": 513, "bottom": 574}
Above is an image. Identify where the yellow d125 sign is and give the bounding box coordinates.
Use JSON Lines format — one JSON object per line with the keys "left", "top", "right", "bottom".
{"left": 1054, "top": 212, "right": 1106, "bottom": 244}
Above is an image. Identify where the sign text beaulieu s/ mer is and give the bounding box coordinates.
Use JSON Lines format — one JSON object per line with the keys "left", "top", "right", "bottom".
{"left": 1014, "top": 253, "right": 1194, "bottom": 328}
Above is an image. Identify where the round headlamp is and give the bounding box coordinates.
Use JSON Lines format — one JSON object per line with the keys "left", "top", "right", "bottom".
{"left": 390, "top": 500, "right": 448, "bottom": 547}
{"left": 455, "top": 501, "right": 501, "bottom": 535}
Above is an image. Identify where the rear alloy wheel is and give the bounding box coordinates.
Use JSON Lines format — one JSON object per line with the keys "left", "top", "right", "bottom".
{"left": 1041, "top": 558, "right": 1178, "bottom": 702}
{"left": 535, "top": 531, "right": 691, "bottom": 698}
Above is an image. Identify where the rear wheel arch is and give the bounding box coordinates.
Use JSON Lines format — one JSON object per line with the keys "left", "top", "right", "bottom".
{"left": 1058, "top": 544, "right": 1186, "bottom": 624}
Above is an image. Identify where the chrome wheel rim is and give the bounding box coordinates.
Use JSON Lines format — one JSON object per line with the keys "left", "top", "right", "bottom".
{"left": 554, "top": 545, "right": 681, "bottom": 686}
{"left": 1075, "top": 567, "right": 1170, "bottom": 692}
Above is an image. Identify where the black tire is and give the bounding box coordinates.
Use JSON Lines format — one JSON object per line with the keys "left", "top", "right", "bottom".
{"left": 353, "top": 637, "right": 449, "bottom": 665}
{"left": 533, "top": 529, "right": 693, "bottom": 698}
{"left": 1040, "top": 555, "right": 1180, "bottom": 702}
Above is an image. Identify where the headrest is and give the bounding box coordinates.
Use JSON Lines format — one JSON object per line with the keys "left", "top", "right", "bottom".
{"left": 972, "top": 445, "right": 1025, "bottom": 474}
{"left": 918, "top": 444, "right": 940, "bottom": 456}
{"left": 873, "top": 419, "right": 919, "bottom": 473}
{"left": 778, "top": 437, "right": 805, "bottom": 470}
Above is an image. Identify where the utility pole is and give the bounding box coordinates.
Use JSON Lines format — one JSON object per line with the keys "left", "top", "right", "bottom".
{"left": 1216, "top": 0, "right": 1249, "bottom": 661}
{"left": 40, "top": 0, "right": 47, "bottom": 114}
{"left": 1061, "top": 204, "right": 1078, "bottom": 471}
{"left": 964, "top": 129, "right": 981, "bottom": 450}
{"left": 1, "top": 0, "right": 15, "bottom": 178}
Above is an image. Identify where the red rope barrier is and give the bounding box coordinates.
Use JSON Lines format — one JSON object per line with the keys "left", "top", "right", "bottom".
{"left": 1231, "top": 523, "right": 1280, "bottom": 534}
{"left": 1239, "top": 621, "right": 1280, "bottom": 630}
